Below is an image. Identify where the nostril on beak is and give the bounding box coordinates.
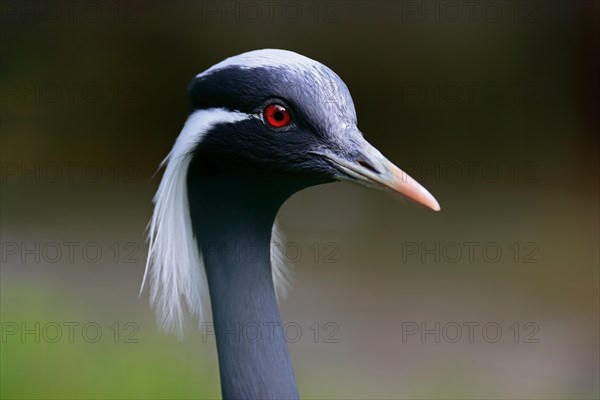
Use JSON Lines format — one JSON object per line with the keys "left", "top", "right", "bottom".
{"left": 357, "top": 159, "right": 380, "bottom": 175}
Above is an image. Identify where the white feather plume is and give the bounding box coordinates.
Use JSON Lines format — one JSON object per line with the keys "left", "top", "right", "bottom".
{"left": 141, "top": 108, "right": 292, "bottom": 338}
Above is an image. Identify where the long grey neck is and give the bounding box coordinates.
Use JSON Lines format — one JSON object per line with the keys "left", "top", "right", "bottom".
{"left": 188, "top": 176, "right": 300, "bottom": 400}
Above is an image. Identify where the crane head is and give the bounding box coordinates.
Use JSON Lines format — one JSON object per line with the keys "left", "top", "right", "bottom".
{"left": 144, "top": 49, "right": 440, "bottom": 336}
{"left": 186, "top": 49, "right": 440, "bottom": 211}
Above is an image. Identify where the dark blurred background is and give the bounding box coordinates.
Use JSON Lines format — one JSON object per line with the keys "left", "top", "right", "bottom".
{"left": 1, "top": 1, "right": 598, "bottom": 399}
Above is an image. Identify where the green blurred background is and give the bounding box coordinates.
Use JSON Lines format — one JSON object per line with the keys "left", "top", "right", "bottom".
{"left": 1, "top": 1, "right": 598, "bottom": 399}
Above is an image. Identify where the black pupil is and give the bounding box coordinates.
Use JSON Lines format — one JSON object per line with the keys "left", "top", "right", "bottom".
{"left": 273, "top": 110, "right": 284, "bottom": 121}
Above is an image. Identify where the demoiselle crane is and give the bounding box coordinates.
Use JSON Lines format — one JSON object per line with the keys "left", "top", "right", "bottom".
{"left": 142, "top": 49, "right": 440, "bottom": 399}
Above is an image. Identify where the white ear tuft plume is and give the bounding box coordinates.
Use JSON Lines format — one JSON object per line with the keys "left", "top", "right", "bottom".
{"left": 141, "top": 108, "right": 292, "bottom": 338}
{"left": 271, "top": 220, "right": 293, "bottom": 301}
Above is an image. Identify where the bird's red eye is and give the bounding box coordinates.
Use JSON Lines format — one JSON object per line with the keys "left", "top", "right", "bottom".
{"left": 264, "top": 103, "right": 292, "bottom": 128}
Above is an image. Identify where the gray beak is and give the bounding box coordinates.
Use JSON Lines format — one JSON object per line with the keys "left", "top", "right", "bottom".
{"left": 318, "top": 134, "right": 440, "bottom": 211}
